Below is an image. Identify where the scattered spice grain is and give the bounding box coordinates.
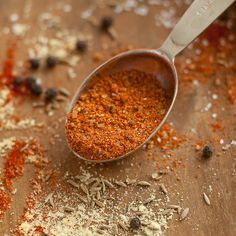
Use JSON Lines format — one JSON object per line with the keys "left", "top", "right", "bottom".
{"left": 29, "top": 58, "right": 40, "bottom": 70}
{"left": 45, "top": 88, "right": 57, "bottom": 102}
{"left": 130, "top": 217, "right": 141, "bottom": 230}
{"left": 202, "top": 145, "right": 213, "bottom": 159}
{"left": 160, "top": 183, "right": 168, "bottom": 195}
{"left": 179, "top": 208, "right": 189, "bottom": 221}
{"left": 137, "top": 181, "right": 151, "bottom": 187}
{"left": 75, "top": 40, "right": 88, "bottom": 53}
{"left": 100, "top": 16, "right": 113, "bottom": 30}
{"left": 203, "top": 192, "right": 211, "bottom": 205}
{"left": 13, "top": 76, "right": 24, "bottom": 87}
{"left": 66, "top": 69, "right": 167, "bottom": 160}
{"left": 46, "top": 56, "right": 57, "bottom": 69}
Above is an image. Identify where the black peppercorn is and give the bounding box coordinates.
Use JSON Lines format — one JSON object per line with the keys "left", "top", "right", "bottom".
{"left": 202, "top": 145, "right": 213, "bottom": 158}
{"left": 26, "top": 76, "right": 37, "bottom": 87}
{"left": 30, "top": 82, "right": 43, "bottom": 96}
{"left": 100, "top": 16, "right": 113, "bottom": 30}
{"left": 29, "top": 58, "right": 40, "bottom": 70}
{"left": 75, "top": 40, "right": 88, "bottom": 53}
{"left": 45, "top": 88, "right": 57, "bottom": 102}
{"left": 46, "top": 56, "right": 57, "bottom": 68}
{"left": 130, "top": 217, "right": 141, "bottom": 230}
{"left": 26, "top": 76, "right": 42, "bottom": 96}
{"left": 13, "top": 76, "right": 24, "bottom": 87}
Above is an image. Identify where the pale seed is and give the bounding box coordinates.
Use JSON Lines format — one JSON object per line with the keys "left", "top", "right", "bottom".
{"left": 68, "top": 180, "right": 80, "bottom": 189}
{"left": 160, "top": 183, "right": 168, "bottom": 194}
{"left": 137, "top": 181, "right": 151, "bottom": 187}
{"left": 203, "top": 192, "right": 211, "bottom": 205}
{"left": 179, "top": 208, "right": 189, "bottom": 221}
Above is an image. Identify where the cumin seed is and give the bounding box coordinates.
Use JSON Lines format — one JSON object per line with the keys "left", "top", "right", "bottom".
{"left": 67, "top": 180, "right": 80, "bottom": 189}
{"left": 64, "top": 206, "right": 74, "bottom": 212}
{"left": 80, "top": 183, "right": 89, "bottom": 195}
{"left": 203, "top": 192, "right": 211, "bottom": 205}
{"left": 118, "top": 221, "right": 128, "bottom": 231}
{"left": 94, "top": 199, "right": 104, "bottom": 208}
{"left": 137, "top": 181, "right": 151, "bottom": 187}
{"left": 179, "top": 208, "right": 189, "bottom": 221}
{"left": 143, "top": 196, "right": 155, "bottom": 205}
{"left": 160, "top": 183, "right": 168, "bottom": 194}
{"left": 77, "top": 194, "right": 88, "bottom": 203}
{"left": 103, "top": 179, "right": 114, "bottom": 188}
{"left": 114, "top": 180, "right": 127, "bottom": 187}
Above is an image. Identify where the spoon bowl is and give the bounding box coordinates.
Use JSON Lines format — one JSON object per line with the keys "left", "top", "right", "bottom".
{"left": 67, "top": 49, "right": 178, "bottom": 162}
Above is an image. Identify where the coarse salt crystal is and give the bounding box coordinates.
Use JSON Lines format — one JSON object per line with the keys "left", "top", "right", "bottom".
{"left": 134, "top": 5, "right": 149, "bottom": 16}
{"left": 212, "top": 113, "right": 217, "bottom": 118}
{"left": 192, "top": 80, "right": 199, "bottom": 86}
{"left": 204, "top": 102, "right": 212, "bottom": 111}
{"left": 231, "top": 140, "right": 236, "bottom": 145}
{"left": 12, "top": 23, "right": 29, "bottom": 36}
{"left": 212, "top": 94, "right": 218, "bottom": 100}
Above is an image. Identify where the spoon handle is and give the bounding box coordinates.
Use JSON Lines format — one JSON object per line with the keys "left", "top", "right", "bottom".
{"left": 160, "top": 0, "right": 235, "bottom": 60}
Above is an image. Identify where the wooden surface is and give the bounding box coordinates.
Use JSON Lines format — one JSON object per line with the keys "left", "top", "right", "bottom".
{"left": 0, "top": 0, "right": 235, "bottom": 235}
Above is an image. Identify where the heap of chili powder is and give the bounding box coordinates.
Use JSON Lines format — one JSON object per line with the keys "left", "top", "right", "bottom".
{"left": 66, "top": 69, "right": 167, "bottom": 160}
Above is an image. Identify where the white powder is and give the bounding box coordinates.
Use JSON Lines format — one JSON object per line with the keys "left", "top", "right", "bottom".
{"left": 0, "top": 87, "right": 36, "bottom": 130}
{"left": 0, "top": 137, "right": 16, "bottom": 156}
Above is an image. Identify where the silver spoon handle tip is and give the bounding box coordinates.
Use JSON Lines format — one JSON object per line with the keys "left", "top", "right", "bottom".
{"left": 160, "top": 0, "right": 235, "bottom": 60}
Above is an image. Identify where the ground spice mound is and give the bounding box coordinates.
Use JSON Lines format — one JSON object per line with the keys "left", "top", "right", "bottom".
{"left": 66, "top": 69, "right": 167, "bottom": 160}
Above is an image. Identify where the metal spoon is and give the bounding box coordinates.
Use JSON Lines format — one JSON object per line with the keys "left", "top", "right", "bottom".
{"left": 66, "top": 0, "right": 235, "bottom": 162}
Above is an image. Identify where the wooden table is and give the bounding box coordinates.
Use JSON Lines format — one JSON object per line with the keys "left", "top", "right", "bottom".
{"left": 0, "top": 1, "right": 235, "bottom": 235}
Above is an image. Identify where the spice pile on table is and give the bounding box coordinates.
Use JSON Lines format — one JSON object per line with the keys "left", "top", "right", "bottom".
{"left": 66, "top": 69, "right": 167, "bottom": 160}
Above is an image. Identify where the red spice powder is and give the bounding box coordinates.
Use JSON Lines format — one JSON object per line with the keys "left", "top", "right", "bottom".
{"left": 0, "top": 141, "right": 26, "bottom": 219}
{"left": 211, "top": 122, "right": 223, "bottom": 132}
{"left": 0, "top": 140, "right": 47, "bottom": 221}
{"left": 66, "top": 69, "right": 167, "bottom": 160}
{"left": 0, "top": 190, "right": 11, "bottom": 219}
{"left": 0, "top": 47, "right": 15, "bottom": 86}
{"left": 204, "top": 22, "right": 228, "bottom": 45}
{"left": 153, "top": 124, "right": 183, "bottom": 150}
{"left": 3, "top": 141, "right": 26, "bottom": 190}
{"left": 0, "top": 46, "right": 29, "bottom": 96}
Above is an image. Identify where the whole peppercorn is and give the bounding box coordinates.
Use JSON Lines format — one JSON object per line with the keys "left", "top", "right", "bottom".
{"left": 46, "top": 56, "right": 57, "bottom": 69}
{"left": 29, "top": 58, "right": 40, "bottom": 70}
{"left": 26, "top": 76, "right": 37, "bottom": 87}
{"left": 30, "top": 82, "right": 43, "bottom": 96}
{"left": 202, "top": 145, "right": 213, "bottom": 158}
{"left": 45, "top": 88, "right": 57, "bottom": 102}
{"left": 100, "top": 16, "right": 113, "bottom": 30}
{"left": 75, "top": 40, "right": 88, "bottom": 53}
{"left": 130, "top": 217, "right": 141, "bottom": 230}
{"left": 26, "top": 76, "right": 42, "bottom": 96}
{"left": 13, "top": 76, "right": 24, "bottom": 87}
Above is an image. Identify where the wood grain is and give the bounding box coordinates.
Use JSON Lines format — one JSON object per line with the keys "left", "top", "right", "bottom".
{"left": 0, "top": 0, "right": 235, "bottom": 235}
